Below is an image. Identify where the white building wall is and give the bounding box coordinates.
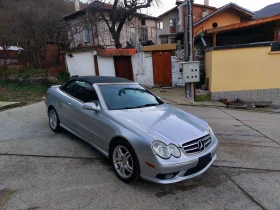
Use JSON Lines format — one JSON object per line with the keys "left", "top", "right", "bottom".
{"left": 172, "top": 56, "right": 184, "bottom": 87}
{"left": 97, "top": 56, "right": 116, "bottom": 77}
{"left": 66, "top": 51, "right": 95, "bottom": 76}
{"left": 132, "top": 52, "right": 154, "bottom": 87}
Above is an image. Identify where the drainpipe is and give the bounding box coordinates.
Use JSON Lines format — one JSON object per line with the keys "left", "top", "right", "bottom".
{"left": 184, "top": 0, "right": 193, "bottom": 62}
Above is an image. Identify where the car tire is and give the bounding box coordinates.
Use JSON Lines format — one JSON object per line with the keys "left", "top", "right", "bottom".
{"left": 48, "top": 108, "right": 61, "bottom": 132}
{"left": 111, "top": 140, "right": 140, "bottom": 183}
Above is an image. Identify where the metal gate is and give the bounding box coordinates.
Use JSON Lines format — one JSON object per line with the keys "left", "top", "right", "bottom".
{"left": 113, "top": 56, "right": 134, "bottom": 80}
{"left": 152, "top": 51, "right": 172, "bottom": 87}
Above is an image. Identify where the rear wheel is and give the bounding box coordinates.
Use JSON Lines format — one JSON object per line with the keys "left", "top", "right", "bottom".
{"left": 111, "top": 140, "right": 140, "bottom": 183}
{"left": 49, "top": 108, "right": 61, "bottom": 132}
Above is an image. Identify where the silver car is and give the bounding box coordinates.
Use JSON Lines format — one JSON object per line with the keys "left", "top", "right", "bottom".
{"left": 45, "top": 76, "right": 218, "bottom": 184}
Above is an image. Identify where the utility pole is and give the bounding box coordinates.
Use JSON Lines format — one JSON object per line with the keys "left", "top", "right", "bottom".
{"left": 184, "top": 0, "right": 195, "bottom": 101}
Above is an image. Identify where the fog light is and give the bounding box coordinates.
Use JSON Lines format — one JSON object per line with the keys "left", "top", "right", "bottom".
{"left": 165, "top": 174, "right": 174, "bottom": 179}
{"left": 156, "top": 172, "right": 179, "bottom": 180}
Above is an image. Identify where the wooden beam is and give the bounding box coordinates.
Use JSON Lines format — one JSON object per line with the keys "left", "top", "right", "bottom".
{"left": 213, "top": 33, "right": 217, "bottom": 47}
{"left": 142, "top": 44, "right": 177, "bottom": 52}
{"left": 205, "top": 14, "right": 280, "bottom": 35}
{"left": 94, "top": 55, "right": 99, "bottom": 76}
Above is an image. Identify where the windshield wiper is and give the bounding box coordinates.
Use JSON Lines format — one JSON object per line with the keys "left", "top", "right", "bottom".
{"left": 121, "top": 103, "right": 159, "bottom": 110}
{"left": 134, "top": 103, "right": 159, "bottom": 108}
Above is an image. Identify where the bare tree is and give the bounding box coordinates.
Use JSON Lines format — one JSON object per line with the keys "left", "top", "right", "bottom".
{"left": 87, "top": 0, "right": 161, "bottom": 48}
{"left": 0, "top": 0, "right": 74, "bottom": 74}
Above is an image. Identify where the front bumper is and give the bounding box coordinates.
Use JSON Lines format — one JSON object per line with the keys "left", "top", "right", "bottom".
{"left": 138, "top": 137, "right": 218, "bottom": 184}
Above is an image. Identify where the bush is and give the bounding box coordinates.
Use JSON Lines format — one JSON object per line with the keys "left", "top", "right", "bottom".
{"left": 58, "top": 71, "right": 70, "bottom": 83}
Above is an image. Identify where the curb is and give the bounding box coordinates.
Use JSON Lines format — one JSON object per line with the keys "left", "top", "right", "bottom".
{"left": 0, "top": 102, "right": 22, "bottom": 111}
{"left": 163, "top": 100, "right": 279, "bottom": 114}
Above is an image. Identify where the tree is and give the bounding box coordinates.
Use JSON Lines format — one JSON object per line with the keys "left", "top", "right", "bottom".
{"left": 0, "top": 0, "right": 75, "bottom": 75}
{"left": 87, "top": 0, "right": 161, "bottom": 49}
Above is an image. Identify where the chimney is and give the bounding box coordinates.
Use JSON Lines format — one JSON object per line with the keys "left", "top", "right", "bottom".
{"left": 75, "top": 0, "right": 80, "bottom": 11}
{"left": 204, "top": 0, "right": 209, "bottom": 6}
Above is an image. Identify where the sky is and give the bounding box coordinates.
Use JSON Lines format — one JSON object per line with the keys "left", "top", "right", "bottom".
{"left": 80, "top": 0, "right": 280, "bottom": 16}
{"left": 154, "top": 0, "right": 280, "bottom": 16}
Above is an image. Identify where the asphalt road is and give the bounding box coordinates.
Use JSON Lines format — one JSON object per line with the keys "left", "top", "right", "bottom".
{"left": 0, "top": 102, "right": 280, "bottom": 210}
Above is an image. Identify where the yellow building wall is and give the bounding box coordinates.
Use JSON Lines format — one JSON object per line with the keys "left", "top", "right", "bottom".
{"left": 194, "top": 10, "right": 241, "bottom": 33}
{"left": 205, "top": 46, "right": 280, "bottom": 92}
{"left": 205, "top": 50, "right": 213, "bottom": 89}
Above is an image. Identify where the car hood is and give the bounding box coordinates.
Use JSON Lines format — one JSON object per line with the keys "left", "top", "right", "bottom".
{"left": 111, "top": 104, "right": 209, "bottom": 146}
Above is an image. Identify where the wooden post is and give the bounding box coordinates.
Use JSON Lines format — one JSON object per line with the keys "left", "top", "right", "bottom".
{"left": 94, "top": 55, "right": 99, "bottom": 76}
{"left": 213, "top": 33, "right": 217, "bottom": 47}
{"left": 3, "top": 44, "right": 7, "bottom": 80}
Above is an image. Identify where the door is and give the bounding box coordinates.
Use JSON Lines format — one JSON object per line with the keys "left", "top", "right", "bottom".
{"left": 114, "top": 56, "right": 134, "bottom": 80}
{"left": 152, "top": 51, "right": 172, "bottom": 87}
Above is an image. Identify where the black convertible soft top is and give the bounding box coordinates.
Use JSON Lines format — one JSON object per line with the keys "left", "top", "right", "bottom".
{"left": 62, "top": 76, "right": 134, "bottom": 87}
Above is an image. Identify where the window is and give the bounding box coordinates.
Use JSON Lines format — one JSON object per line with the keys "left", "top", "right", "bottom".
{"left": 161, "top": 36, "right": 168, "bottom": 44}
{"left": 170, "top": 18, "right": 176, "bottom": 33}
{"left": 170, "top": 19, "right": 176, "bottom": 27}
{"left": 212, "top": 22, "right": 218, "bottom": 28}
{"left": 171, "top": 38, "right": 177, "bottom": 44}
{"left": 61, "top": 81, "right": 79, "bottom": 97}
{"left": 99, "top": 84, "right": 163, "bottom": 110}
{"left": 157, "top": 22, "right": 164, "bottom": 30}
{"left": 140, "top": 28, "right": 148, "bottom": 41}
{"left": 129, "top": 27, "right": 136, "bottom": 42}
{"left": 141, "top": 18, "right": 146, "bottom": 26}
{"left": 62, "top": 81, "right": 99, "bottom": 104}
{"left": 83, "top": 26, "right": 90, "bottom": 43}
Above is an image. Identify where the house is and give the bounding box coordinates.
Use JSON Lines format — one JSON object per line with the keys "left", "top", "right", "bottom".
{"left": 62, "top": 0, "right": 163, "bottom": 85}
{"left": 197, "top": 13, "right": 280, "bottom": 102}
{"left": 0, "top": 46, "right": 25, "bottom": 69}
{"left": 156, "top": 0, "right": 217, "bottom": 45}
{"left": 193, "top": 2, "right": 255, "bottom": 37}
{"left": 63, "top": 0, "right": 159, "bottom": 50}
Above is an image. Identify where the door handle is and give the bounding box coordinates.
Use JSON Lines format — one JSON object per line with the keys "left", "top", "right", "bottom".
{"left": 67, "top": 102, "right": 72, "bottom": 106}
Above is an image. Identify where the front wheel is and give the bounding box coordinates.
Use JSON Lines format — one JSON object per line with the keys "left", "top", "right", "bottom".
{"left": 49, "top": 108, "right": 61, "bottom": 132}
{"left": 111, "top": 140, "right": 140, "bottom": 183}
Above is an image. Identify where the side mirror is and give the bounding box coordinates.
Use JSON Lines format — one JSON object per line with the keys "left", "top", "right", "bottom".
{"left": 82, "top": 103, "right": 101, "bottom": 112}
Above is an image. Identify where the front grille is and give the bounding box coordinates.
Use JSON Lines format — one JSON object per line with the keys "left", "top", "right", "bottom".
{"left": 182, "top": 134, "right": 212, "bottom": 154}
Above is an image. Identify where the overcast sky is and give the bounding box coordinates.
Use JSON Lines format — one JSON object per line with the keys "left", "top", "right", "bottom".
{"left": 80, "top": 0, "right": 280, "bottom": 16}
{"left": 155, "top": 0, "right": 280, "bottom": 16}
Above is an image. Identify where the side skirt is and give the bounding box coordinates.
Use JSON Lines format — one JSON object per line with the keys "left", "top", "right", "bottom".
{"left": 60, "top": 123, "right": 109, "bottom": 158}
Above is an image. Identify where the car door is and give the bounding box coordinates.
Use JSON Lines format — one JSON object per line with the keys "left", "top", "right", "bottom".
{"left": 59, "top": 81, "right": 80, "bottom": 130}
{"left": 72, "top": 81, "right": 104, "bottom": 148}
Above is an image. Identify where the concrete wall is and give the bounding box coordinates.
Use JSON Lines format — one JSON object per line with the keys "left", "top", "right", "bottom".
{"left": 97, "top": 56, "right": 115, "bottom": 77}
{"left": 132, "top": 52, "right": 154, "bottom": 87}
{"left": 66, "top": 51, "right": 95, "bottom": 76}
{"left": 65, "top": 50, "right": 185, "bottom": 89}
{"left": 172, "top": 56, "right": 184, "bottom": 87}
{"left": 194, "top": 10, "right": 241, "bottom": 33}
{"left": 205, "top": 45, "right": 280, "bottom": 101}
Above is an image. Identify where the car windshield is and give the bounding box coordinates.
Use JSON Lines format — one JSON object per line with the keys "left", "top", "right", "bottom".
{"left": 99, "top": 84, "right": 163, "bottom": 110}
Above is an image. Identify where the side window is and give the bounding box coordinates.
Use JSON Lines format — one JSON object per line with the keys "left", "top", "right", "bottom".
{"left": 61, "top": 81, "right": 79, "bottom": 97}
{"left": 74, "top": 81, "right": 99, "bottom": 104}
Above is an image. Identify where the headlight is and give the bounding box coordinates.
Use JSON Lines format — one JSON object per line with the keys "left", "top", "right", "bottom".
{"left": 168, "top": 144, "right": 181, "bottom": 158}
{"left": 209, "top": 127, "right": 215, "bottom": 138}
{"left": 152, "top": 141, "right": 171, "bottom": 159}
{"left": 152, "top": 141, "right": 181, "bottom": 159}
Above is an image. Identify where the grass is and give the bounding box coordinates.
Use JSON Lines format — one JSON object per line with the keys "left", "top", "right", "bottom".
{"left": 7, "top": 68, "right": 45, "bottom": 79}
{"left": 195, "top": 94, "right": 211, "bottom": 102}
{"left": 0, "top": 93, "right": 8, "bottom": 101}
{"left": 0, "top": 80, "right": 49, "bottom": 103}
